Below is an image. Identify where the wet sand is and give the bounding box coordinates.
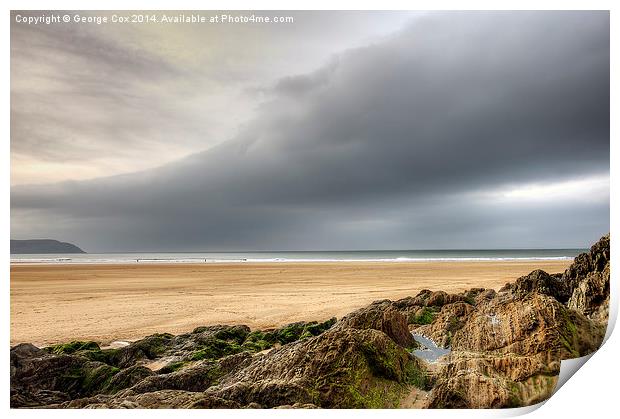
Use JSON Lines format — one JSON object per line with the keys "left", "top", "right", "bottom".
{"left": 10, "top": 260, "right": 572, "bottom": 346}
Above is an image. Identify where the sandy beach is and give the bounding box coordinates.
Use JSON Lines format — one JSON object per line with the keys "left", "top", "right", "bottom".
{"left": 10, "top": 260, "right": 572, "bottom": 346}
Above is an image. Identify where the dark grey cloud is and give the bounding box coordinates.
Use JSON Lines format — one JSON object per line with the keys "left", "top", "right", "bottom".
{"left": 11, "top": 11, "right": 610, "bottom": 251}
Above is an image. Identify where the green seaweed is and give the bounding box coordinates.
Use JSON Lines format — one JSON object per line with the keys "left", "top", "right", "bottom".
{"left": 339, "top": 356, "right": 413, "bottom": 408}
{"left": 303, "top": 318, "right": 337, "bottom": 336}
{"left": 82, "top": 364, "right": 120, "bottom": 394}
{"left": 241, "top": 340, "right": 272, "bottom": 352}
{"left": 299, "top": 331, "right": 314, "bottom": 340}
{"left": 275, "top": 318, "right": 337, "bottom": 345}
{"left": 187, "top": 319, "right": 336, "bottom": 359}
{"left": 242, "top": 330, "right": 274, "bottom": 351}
{"left": 190, "top": 338, "right": 243, "bottom": 361}
{"left": 403, "top": 360, "right": 429, "bottom": 390}
{"left": 158, "top": 361, "right": 188, "bottom": 374}
{"left": 245, "top": 330, "right": 278, "bottom": 345}
{"left": 506, "top": 381, "right": 522, "bottom": 408}
{"left": 213, "top": 326, "right": 249, "bottom": 344}
{"left": 48, "top": 341, "right": 100, "bottom": 355}
{"left": 411, "top": 308, "right": 437, "bottom": 325}
{"left": 56, "top": 362, "right": 121, "bottom": 397}
{"left": 276, "top": 322, "right": 306, "bottom": 344}
{"left": 126, "top": 333, "right": 174, "bottom": 360}
{"left": 79, "top": 348, "right": 120, "bottom": 365}
{"left": 558, "top": 307, "right": 582, "bottom": 358}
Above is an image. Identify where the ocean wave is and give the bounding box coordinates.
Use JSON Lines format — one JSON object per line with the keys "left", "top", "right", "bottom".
{"left": 10, "top": 256, "right": 575, "bottom": 265}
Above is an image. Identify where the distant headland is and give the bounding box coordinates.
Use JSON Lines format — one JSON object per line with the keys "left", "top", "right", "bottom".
{"left": 10, "top": 239, "right": 86, "bottom": 254}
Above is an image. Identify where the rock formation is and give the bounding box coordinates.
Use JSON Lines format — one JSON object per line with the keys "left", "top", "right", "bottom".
{"left": 11, "top": 317, "right": 426, "bottom": 408}
{"left": 411, "top": 234, "right": 610, "bottom": 408}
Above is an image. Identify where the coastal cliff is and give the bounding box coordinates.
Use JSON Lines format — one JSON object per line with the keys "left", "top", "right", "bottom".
{"left": 10, "top": 234, "right": 610, "bottom": 409}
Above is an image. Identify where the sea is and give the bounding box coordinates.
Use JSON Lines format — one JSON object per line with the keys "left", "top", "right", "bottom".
{"left": 10, "top": 249, "right": 587, "bottom": 264}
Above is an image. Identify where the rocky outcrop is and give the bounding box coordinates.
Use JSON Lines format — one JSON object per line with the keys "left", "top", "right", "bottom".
{"left": 564, "top": 234, "right": 610, "bottom": 322}
{"left": 423, "top": 290, "right": 605, "bottom": 407}
{"left": 208, "top": 328, "right": 428, "bottom": 408}
{"left": 11, "top": 309, "right": 427, "bottom": 409}
{"left": 10, "top": 324, "right": 281, "bottom": 408}
{"left": 422, "top": 234, "right": 610, "bottom": 409}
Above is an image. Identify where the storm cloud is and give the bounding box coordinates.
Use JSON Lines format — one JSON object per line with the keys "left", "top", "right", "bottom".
{"left": 11, "top": 11, "right": 610, "bottom": 251}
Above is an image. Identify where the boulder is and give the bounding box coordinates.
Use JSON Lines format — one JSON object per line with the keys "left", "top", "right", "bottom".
{"left": 336, "top": 300, "right": 416, "bottom": 348}
{"left": 510, "top": 269, "right": 570, "bottom": 302}
{"left": 10, "top": 347, "right": 122, "bottom": 407}
{"left": 111, "top": 333, "right": 175, "bottom": 368}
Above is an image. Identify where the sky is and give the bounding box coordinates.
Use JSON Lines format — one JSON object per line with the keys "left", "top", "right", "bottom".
{"left": 10, "top": 11, "right": 610, "bottom": 252}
